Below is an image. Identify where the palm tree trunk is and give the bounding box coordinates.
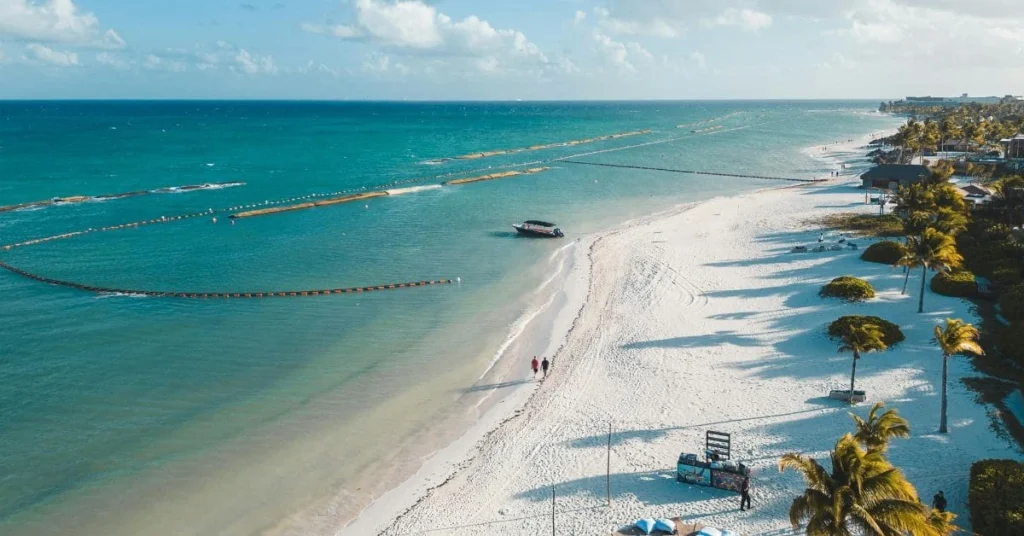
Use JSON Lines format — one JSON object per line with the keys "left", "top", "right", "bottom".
{"left": 918, "top": 265, "right": 927, "bottom": 313}
{"left": 939, "top": 354, "right": 949, "bottom": 433}
{"left": 902, "top": 268, "right": 911, "bottom": 295}
{"left": 849, "top": 350, "right": 860, "bottom": 405}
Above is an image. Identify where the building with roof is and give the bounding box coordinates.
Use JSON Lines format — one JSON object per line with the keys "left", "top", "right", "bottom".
{"left": 957, "top": 184, "right": 994, "bottom": 208}
{"left": 860, "top": 164, "right": 932, "bottom": 190}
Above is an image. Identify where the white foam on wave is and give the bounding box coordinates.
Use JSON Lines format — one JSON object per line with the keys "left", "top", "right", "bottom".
{"left": 476, "top": 242, "right": 576, "bottom": 381}
{"left": 385, "top": 184, "right": 443, "bottom": 196}
{"left": 96, "top": 292, "right": 150, "bottom": 299}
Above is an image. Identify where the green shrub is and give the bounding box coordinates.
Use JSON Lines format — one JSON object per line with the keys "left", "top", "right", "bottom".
{"left": 992, "top": 264, "right": 1023, "bottom": 286}
{"left": 998, "top": 322, "right": 1024, "bottom": 367}
{"left": 827, "top": 315, "right": 905, "bottom": 347}
{"left": 860, "top": 240, "right": 905, "bottom": 265}
{"left": 999, "top": 284, "right": 1024, "bottom": 323}
{"left": 930, "top": 270, "right": 977, "bottom": 298}
{"left": 820, "top": 276, "right": 876, "bottom": 302}
{"left": 969, "top": 459, "right": 1024, "bottom": 535}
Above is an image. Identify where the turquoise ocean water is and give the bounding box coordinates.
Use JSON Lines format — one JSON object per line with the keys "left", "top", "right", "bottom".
{"left": 0, "top": 101, "right": 900, "bottom": 534}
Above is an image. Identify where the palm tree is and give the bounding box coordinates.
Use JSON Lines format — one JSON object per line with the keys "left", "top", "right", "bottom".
{"left": 896, "top": 234, "right": 923, "bottom": 295}
{"left": 939, "top": 117, "right": 962, "bottom": 159}
{"left": 934, "top": 319, "right": 983, "bottom": 433}
{"left": 780, "top": 434, "right": 948, "bottom": 535}
{"left": 850, "top": 402, "right": 910, "bottom": 452}
{"left": 837, "top": 323, "right": 887, "bottom": 404}
{"left": 904, "top": 229, "right": 963, "bottom": 313}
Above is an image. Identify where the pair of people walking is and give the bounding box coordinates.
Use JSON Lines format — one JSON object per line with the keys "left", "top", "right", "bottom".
{"left": 530, "top": 356, "right": 549, "bottom": 378}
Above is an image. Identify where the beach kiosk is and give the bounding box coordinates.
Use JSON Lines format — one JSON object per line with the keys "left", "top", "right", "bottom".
{"left": 677, "top": 431, "right": 750, "bottom": 493}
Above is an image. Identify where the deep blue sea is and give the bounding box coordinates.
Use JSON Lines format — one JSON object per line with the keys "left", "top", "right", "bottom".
{"left": 0, "top": 101, "right": 900, "bottom": 535}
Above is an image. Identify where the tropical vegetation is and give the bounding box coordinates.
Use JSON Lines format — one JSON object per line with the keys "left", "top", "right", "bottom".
{"left": 861, "top": 240, "right": 905, "bottom": 265}
{"left": 849, "top": 402, "right": 910, "bottom": 452}
{"left": 933, "top": 319, "right": 983, "bottom": 434}
{"left": 828, "top": 315, "right": 905, "bottom": 347}
{"left": 969, "top": 459, "right": 1024, "bottom": 535}
{"left": 904, "top": 229, "right": 963, "bottom": 313}
{"left": 780, "top": 407, "right": 957, "bottom": 535}
{"left": 820, "top": 276, "right": 876, "bottom": 302}
{"left": 834, "top": 322, "right": 886, "bottom": 404}
{"left": 930, "top": 270, "right": 977, "bottom": 298}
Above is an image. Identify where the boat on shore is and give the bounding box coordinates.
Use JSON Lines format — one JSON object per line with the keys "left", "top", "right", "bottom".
{"left": 513, "top": 220, "right": 564, "bottom": 238}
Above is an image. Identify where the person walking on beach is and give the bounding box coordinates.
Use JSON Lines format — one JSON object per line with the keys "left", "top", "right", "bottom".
{"left": 933, "top": 491, "right": 947, "bottom": 513}
{"left": 541, "top": 357, "right": 550, "bottom": 378}
{"left": 740, "top": 477, "right": 752, "bottom": 511}
{"left": 531, "top": 356, "right": 539, "bottom": 378}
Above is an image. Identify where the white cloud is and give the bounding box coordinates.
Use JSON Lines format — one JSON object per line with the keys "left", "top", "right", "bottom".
{"left": 689, "top": 51, "right": 707, "bottom": 71}
{"left": 593, "top": 6, "right": 681, "bottom": 38}
{"left": 143, "top": 43, "right": 278, "bottom": 75}
{"left": 296, "top": 60, "right": 340, "bottom": 78}
{"left": 834, "top": 0, "right": 1024, "bottom": 67}
{"left": 23, "top": 43, "right": 78, "bottom": 66}
{"left": 593, "top": 32, "right": 655, "bottom": 73}
{"left": 233, "top": 48, "right": 277, "bottom": 75}
{"left": 303, "top": 0, "right": 555, "bottom": 75}
{"left": 101, "top": 29, "right": 126, "bottom": 49}
{"left": 574, "top": 10, "right": 587, "bottom": 25}
{"left": 300, "top": 22, "right": 360, "bottom": 39}
{"left": 0, "top": 0, "right": 125, "bottom": 48}
{"left": 593, "top": 32, "right": 632, "bottom": 72}
{"left": 817, "top": 52, "right": 856, "bottom": 72}
{"left": 702, "top": 8, "right": 773, "bottom": 31}
{"left": 362, "top": 52, "right": 408, "bottom": 74}
{"left": 143, "top": 53, "right": 187, "bottom": 72}
{"left": 95, "top": 51, "right": 128, "bottom": 69}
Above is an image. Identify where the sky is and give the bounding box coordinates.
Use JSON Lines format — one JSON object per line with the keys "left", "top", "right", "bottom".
{"left": 0, "top": 0, "right": 1022, "bottom": 100}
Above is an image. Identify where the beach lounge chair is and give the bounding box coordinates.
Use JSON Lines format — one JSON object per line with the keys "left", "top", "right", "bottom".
{"left": 654, "top": 518, "right": 676, "bottom": 534}
{"left": 829, "top": 389, "right": 866, "bottom": 403}
{"left": 635, "top": 519, "right": 656, "bottom": 535}
{"left": 791, "top": 245, "right": 808, "bottom": 253}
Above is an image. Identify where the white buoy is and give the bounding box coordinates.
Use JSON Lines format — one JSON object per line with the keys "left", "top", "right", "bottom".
{"left": 456, "top": 277, "right": 462, "bottom": 283}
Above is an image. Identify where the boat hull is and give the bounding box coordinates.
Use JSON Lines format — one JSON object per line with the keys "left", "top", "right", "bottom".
{"left": 513, "top": 225, "right": 564, "bottom": 238}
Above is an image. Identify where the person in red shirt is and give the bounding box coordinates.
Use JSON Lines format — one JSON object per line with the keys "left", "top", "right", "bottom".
{"left": 531, "top": 357, "right": 539, "bottom": 378}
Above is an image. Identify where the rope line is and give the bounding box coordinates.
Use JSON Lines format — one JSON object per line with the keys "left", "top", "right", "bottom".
{"left": 0, "top": 258, "right": 453, "bottom": 299}
{"left": 560, "top": 160, "right": 826, "bottom": 183}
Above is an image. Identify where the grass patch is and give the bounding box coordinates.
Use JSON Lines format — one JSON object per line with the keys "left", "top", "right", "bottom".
{"left": 860, "top": 240, "right": 906, "bottom": 265}
{"left": 931, "top": 270, "right": 977, "bottom": 298}
{"left": 815, "top": 213, "right": 905, "bottom": 237}
{"left": 820, "top": 276, "right": 876, "bottom": 302}
{"left": 827, "top": 315, "right": 905, "bottom": 347}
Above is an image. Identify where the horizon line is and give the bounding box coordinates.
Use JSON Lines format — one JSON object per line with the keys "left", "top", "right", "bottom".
{"left": 0, "top": 97, "right": 896, "bottom": 103}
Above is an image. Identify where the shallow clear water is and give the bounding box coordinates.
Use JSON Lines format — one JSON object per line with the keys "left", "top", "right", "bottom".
{"left": 0, "top": 101, "right": 900, "bottom": 534}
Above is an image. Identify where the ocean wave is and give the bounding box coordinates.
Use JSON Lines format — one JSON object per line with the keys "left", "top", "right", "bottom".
{"left": 151, "top": 182, "right": 246, "bottom": 194}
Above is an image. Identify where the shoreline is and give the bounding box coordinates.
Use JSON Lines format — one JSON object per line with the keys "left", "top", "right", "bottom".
{"left": 377, "top": 124, "right": 1019, "bottom": 534}
{"left": 338, "top": 130, "right": 895, "bottom": 535}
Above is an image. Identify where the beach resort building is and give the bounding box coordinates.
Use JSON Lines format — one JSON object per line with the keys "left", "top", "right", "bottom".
{"left": 1003, "top": 134, "right": 1024, "bottom": 170}
{"left": 957, "top": 184, "right": 994, "bottom": 209}
{"left": 860, "top": 164, "right": 931, "bottom": 190}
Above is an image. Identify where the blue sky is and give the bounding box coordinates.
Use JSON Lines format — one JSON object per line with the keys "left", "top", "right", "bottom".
{"left": 0, "top": 0, "right": 1022, "bottom": 99}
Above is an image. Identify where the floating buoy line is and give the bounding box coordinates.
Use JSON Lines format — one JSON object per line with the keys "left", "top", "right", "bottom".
{"left": 1, "top": 123, "right": 798, "bottom": 298}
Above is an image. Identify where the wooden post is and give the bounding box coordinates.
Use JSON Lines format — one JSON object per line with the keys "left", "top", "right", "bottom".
{"left": 551, "top": 485, "right": 556, "bottom": 536}
{"left": 606, "top": 423, "right": 612, "bottom": 507}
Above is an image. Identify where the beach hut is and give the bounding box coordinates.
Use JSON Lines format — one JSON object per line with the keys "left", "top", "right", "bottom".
{"left": 860, "top": 164, "right": 932, "bottom": 191}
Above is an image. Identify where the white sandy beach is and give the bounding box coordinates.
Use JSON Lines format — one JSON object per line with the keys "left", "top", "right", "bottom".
{"left": 342, "top": 137, "right": 1022, "bottom": 536}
